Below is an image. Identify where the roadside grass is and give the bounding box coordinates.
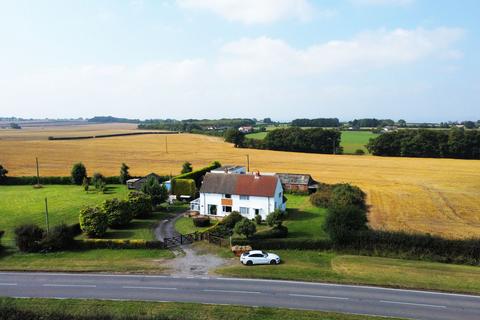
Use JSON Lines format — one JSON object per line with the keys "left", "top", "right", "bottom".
{"left": 0, "top": 248, "right": 173, "bottom": 273}
{"left": 0, "top": 184, "right": 128, "bottom": 241}
{"left": 340, "top": 131, "right": 379, "bottom": 154}
{"left": 216, "top": 250, "right": 480, "bottom": 295}
{"left": 284, "top": 194, "right": 328, "bottom": 239}
{"left": 0, "top": 297, "right": 398, "bottom": 320}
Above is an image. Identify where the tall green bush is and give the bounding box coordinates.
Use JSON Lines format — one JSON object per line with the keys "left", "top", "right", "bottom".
{"left": 71, "top": 163, "right": 87, "bottom": 185}
{"left": 41, "top": 224, "right": 75, "bottom": 251}
{"left": 172, "top": 161, "right": 221, "bottom": 187}
{"left": 234, "top": 219, "right": 256, "bottom": 239}
{"left": 221, "top": 211, "right": 243, "bottom": 229}
{"left": 330, "top": 184, "right": 366, "bottom": 210}
{"left": 324, "top": 205, "right": 368, "bottom": 244}
{"left": 171, "top": 179, "right": 196, "bottom": 198}
{"left": 128, "top": 191, "right": 152, "bottom": 218}
{"left": 0, "top": 164, "right": 8, "bottom": 184}
{"left": 103, "top": 198, "right": 132, "bottom": 228}
{"left": 141, "top": 176, "right": 168, "bottom": 206}
{"left": 79, "top": 206, "right": 108, "bottom": 237}
{"left": 119, "top": 163, "right": 130, "bottom": 184}
{"left": 14, "top": 224, "right": 44, "bottom": 252}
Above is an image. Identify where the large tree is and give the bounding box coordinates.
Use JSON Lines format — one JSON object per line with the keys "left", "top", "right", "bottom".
{"left": 224, "top": 128, "right": 245, "bottom": 148}
{"left": 119, "top": 163, "right": 130, "bottom": 184}
{"left": 71, "top": 162, "right": 87, "bottom": 185}
{"left": 141, "top": 176, "right": 168, "bottom": 206}
{"left": 0, "top": 164, "right": 8, "bottom": 184}
{"left": 181, "top": 161, "right": 193, "bottom": 174}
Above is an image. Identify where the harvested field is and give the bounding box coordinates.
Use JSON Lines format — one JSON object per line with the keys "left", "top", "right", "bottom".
{"left": 1, "top": 124, "right": 480, "bottom": 238}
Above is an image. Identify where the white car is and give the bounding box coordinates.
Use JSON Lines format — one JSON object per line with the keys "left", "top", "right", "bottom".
{"left": 240, "top": 250, "right": 281, "bottom": 265}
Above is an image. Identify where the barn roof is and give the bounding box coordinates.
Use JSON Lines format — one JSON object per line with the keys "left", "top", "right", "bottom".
{"left": 276, "top": 173, "right": 314, "bottom": 185}
{"left": 200, "top": 173, "right": 278, "bottom": 197}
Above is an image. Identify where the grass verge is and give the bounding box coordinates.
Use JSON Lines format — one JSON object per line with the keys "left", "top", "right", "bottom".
{"left": 216, "top": 250, "right": 480, "bottom": 295}
{"left": 0, "top": 249, "right": 174, "bottom": 273}
{"left": 0, "top": 297, "right": 400, "bottom": 320}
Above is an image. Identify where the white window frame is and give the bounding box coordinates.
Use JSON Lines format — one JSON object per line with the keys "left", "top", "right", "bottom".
{"left": 240, "top": 195, "right": 249, "bottom": 200}
{"left": 240, "top": 207, "right": 249, "bottom": 215}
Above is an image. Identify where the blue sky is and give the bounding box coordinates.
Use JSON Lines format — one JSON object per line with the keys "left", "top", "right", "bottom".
{"left": 0, "top": 0, "right": 479, "bottom": 122}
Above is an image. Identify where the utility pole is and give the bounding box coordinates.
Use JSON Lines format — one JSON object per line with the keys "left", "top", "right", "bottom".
{"left": 44, "top": 197, "right": 50, "bottom": 235}
{"left": 246, "top": 154, "right": 250, "bottom": 172}
{"left": 36, "top": 157, "right": 40, "bottom": 185}
{"left": 165, "top": 136, "right": 168, "bottom": 154}
{"left": 333, "top": 139, "right": 336, "bottom": 155}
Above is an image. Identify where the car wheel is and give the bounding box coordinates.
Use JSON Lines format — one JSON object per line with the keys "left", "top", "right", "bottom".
{"left": 270, "top": 260, "right": 277, "bottom": 265}
{"left": 246, "top": 260, "right": 253, "bottom": 266}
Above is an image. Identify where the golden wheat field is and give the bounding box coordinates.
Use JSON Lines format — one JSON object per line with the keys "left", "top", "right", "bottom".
{"left": 1, "top": 124, "right": 480, "bottom": 239}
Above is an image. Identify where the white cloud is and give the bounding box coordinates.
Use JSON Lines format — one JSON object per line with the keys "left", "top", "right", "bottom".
{"left": 176, "top": 0, "right": 312, "bottom": 24}
{"left": 217, "top": 27, "right": 465, "bottom": 77}
{"left": 0, "top": 27, "right": 465, "bottom": 120}
{"left": 350, "top": 0, "right": 415, "bottom": 6}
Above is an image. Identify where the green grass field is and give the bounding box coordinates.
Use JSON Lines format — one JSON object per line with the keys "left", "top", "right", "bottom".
{"left": 0, "top": 297, "right": 392, "bottom": 320}
{"left": 0, "top": 185, "right": 129, "bottom": 241}
{"left": 284, "top": 194, "right": 328, "bottom": 239}
{"left": 0, "top": 248, "right": 173, "bottom": 273}
{"left": 246, "top": 129, "right": 378, "bottom": 154}
{"left": 217, "top": 250, "right": 480, "bottom": 295}
{"left": 340, "top": 131, "right": 379, "bottom": 154}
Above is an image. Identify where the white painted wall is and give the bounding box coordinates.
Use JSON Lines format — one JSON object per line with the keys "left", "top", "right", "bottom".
{"left": 197, "top": 180, "right": 285, "bottom": 220}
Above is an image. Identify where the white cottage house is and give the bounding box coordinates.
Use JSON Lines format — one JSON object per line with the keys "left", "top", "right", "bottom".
{"left": 190, "top": 172, "right": 286, "bottom": 220}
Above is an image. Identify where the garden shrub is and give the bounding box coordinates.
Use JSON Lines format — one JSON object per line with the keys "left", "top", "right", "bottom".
{"left": 324, "top": 205, "right": 368, "bottom": 244}
{"left": 0, "top": 230, "right": 4, "bottom": 252}
{"left": 221, "top": 211, "right": 243, "bottom": 229}
{"left": 254, "top": 214, "right": 262, "bottom": 225}
{"left": 266, "top": 209, "right": 286, "bottom": 227}
{"left": 310, "top": 186, "right": 333, "bottom": 208}
{"left": 208, "top": 224, "right": 233, "bottom": 238}
{"left": 128, "top": 191, "right": 152, "bottom": 218}
{"left": 193, "top": 216, "right": 210, "bottom": 227}
{"left": 41, "top": 223, "right": 75, "bottom": 251}
{"left": 234, "top": 219, "right": 256, "bottom": 239}
{"left": 14, "top": 224, "right": 44, "bottom": 252}
{"left": 79, "top": 206, "right": 108, "bottom": 237}
{"left": 171, "top": 179, "right": 196, "bottom": 198}
{"left": 92, "top": 172, "right": 106, "bottom": 190}
{"left": 330, "top": 183, "right": 366, "bottom": 210}
{"left": 141, "top": 176, "right": 168, "bottom": 206}
{"left": 103, "top": 198, "right": 133, "bottom": 228}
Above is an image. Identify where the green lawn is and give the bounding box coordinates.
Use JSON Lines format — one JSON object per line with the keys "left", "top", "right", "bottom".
{"left": 217, "top": 250, "right": 480, "bottom": 295}
{"left": 246, "top": 129, "right": 378, "bottom": 155}
{"left": 175, "top": 216, "right": 217, "bottom": 235}
{"left": 340, "top": 131, "right": 379, "bottom": 154}
{"left": 0, "top": 184, "right": 129, "bottom": 241}
{"left": 284, "top": 194, "right": 328, "bottom": 239}
{"left": 0, "top": 248, "right": 173, "bottom": 273}
{"left": 0, "top": 297, "right": 394, "bottom": 320}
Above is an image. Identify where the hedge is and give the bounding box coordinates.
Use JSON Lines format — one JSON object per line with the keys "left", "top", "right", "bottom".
{"left": 2, "top": 176, "right": 121, "bottom": 185}
{"left": 74, "top": 239, "right": 165, "bottom": 249}
{"left": 171, "top": 162, "right": 221, "bottom": 187}
{"left": 232, "top": 231, "right": 480, "bottom": 265}
{"left": 171, "top": 179, "right": 196, "bottom": 197}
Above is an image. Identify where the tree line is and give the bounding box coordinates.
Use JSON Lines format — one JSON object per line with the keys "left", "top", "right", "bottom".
{"left": 224, "top": 127, "right": 342, "bottom": 154}
{"left": 366, "top": 128, "right": 480, "bottom": 159}
{"left": 291, "top": 118, "right": 340, "bottom": 127}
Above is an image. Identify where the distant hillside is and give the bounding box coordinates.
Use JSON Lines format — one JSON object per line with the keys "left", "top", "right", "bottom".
{"left": 88, "top": 116, "right": 140, "bottom": 124}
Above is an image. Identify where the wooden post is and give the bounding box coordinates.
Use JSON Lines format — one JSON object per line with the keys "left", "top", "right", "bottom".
{"left": 44, "top": 197, "right": 50, "bottom": 235}
{"left": 246, "top": 154, "right": 250, "bottom": 172}
{"left": 165, "top": 136, "right": 168, "bottom": 154}
{"left": 36, "top": 157, "right": 40, "bottom": 185}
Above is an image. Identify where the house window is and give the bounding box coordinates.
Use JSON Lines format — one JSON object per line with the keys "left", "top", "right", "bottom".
{"left": 223, "top": 206, "right": 232, "bottom": 213}
{"left": 278, "top": 192, "right": 282, "bottom": 198}
{"left": 240, "top": 195, "right": 249, "bottom": 200}
{"left": 224, "top": 194, "right": 232, "bottom": 199}
{"left": 208, "top": 205, "right": 217, "bottom": 215}
{"left": 254, "top": 209, "right": 260, "bottom": 215}
{"left": 240, "top": 207, "right": 249, "bottom": 215}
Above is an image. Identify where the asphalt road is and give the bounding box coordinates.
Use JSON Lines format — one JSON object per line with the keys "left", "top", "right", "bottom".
{"left": 1, "top": 272, "right": 480, "bottom": 320}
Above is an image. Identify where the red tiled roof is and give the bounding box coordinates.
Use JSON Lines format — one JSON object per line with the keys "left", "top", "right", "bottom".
{"left": 200, "top": 173, "right": 278, "bottom": 197}
{"left": 235, "top": 174, "right": 278, "bottom": 197}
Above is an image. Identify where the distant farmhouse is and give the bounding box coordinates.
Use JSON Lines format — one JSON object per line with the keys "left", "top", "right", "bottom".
{"left": 238, "top": 126, "right": 253, "bottom": 134}
{"left": 190, "top": 172, "right": 286, "bottom": 220}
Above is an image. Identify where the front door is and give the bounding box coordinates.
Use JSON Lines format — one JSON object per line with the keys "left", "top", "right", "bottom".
{"left": 208, "top": 204, "right": 217, "bottom": 215}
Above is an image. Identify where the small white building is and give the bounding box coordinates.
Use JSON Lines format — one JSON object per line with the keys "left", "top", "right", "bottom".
{"left": 190, "top": 172, "right": 286, "bottom": 220}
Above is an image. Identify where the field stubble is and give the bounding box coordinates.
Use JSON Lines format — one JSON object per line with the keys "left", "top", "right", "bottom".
{"left": 1, "top": 124, "right": 480, "bottom": 238}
